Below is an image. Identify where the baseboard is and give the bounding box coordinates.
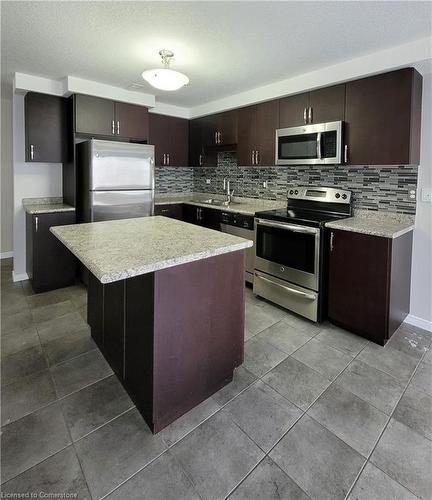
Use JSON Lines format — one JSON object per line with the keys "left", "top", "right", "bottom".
{"left": 404, "top": 314, "right": 432, "bottom": 333}
{"left": 12, "top": 271, "right": 29, "bottom": 282}
{"left": 0, "top": 251, "right": 13, "bottom": 259}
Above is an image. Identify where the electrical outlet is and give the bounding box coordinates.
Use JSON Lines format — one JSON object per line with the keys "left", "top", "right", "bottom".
{"left": 409, "top": 189, "right": 416, "bottom": 200}
{"left": 206, "top": 179, "right": 211, "bottom": 185}
{"left": 263, "top": 180, "right": 268, "bottom": 189}
{"left": 421, "top": 188, "right": 432, "bottom": 202}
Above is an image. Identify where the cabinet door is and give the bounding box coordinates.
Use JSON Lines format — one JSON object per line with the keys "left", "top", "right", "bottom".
{"left": 75, "top": 94, "right": 114, "bottom": 136}
{"left": 345, "top": 68, "right": 421, "bottom": 165}
{"left": 30, "top": 212, "right": 77, "bottom": 293}
{"left": 255, "top": 100, "right": 279, "bottom": 165}
{"left": 182, "top": 204, "right": 200, "bottom": 225}
{"left": 327, "top": 229, "right": 390, "bottom": 344}
{"left": 279, "top": 92, "right": 310, "bottom": 128}
{"left": 217, "top": 110, "right": 238, "bottom": 145}
{"left": 154, "top": 203, "right": 183, "bottom": 220}
{"left": 309, "top": 84, "right": 345, "bottom": 124}
{"left": 200, "top": 207, "right": 221, "bottom": 230}
{"left": 189, "top": 118, "right": 204, "bottom": 167}
{"left": 115, "top": 102, "right": 149, "bottom": 141}
{"left": 25, "top": 93, "right": 68, "bottom": 163}
{"left": 169, "top": 117, "right": 189, "bottom": 166}
{"left": 149, "top": 113, "right": 171, "bottom": 166}
{"left": 237, "top": 106, "right": 256, "bottom": 166}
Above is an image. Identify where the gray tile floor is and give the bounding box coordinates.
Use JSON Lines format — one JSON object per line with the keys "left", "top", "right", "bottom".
{"left": 1, "top": 257, "right": 431, "bottom": 499}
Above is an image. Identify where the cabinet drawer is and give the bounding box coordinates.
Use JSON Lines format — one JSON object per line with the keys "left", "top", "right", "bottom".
{"left": 154, "top": 203, "right": 183, "bottom": 220}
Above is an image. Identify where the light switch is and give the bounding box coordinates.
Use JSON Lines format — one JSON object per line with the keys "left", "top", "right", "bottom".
{"left": 421, "top": 188, "right": 432, "bottom": 202}
{"left": 206, "top": 179, "right": 211, "bottom": 185}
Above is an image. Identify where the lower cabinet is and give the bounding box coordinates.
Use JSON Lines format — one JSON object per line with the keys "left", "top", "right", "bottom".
{"left": 182, "top": 204, "right": 221, "bottom": 230}
{"left": 26, "top": 211, "right": 77, "bottom": 293}
{"left": 154, "top": 203, "right": 183, "bottom": 220}
{"left": 327, "top": 228, "right": 413, "bottom": 345}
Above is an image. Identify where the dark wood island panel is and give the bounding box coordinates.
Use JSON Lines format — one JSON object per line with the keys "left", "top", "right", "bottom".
{"left": 87, "top": 250, "right": 245, "bottom": 433}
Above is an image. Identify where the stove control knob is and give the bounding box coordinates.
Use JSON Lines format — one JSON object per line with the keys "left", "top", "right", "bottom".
{"left": 289, "top": 189, "right": 294, "bottom": 195}
{"left": 335, "top": 193, "right": 341, "bottom": 199}
{"left": 294, "top": 190, "right": 299, "bottom": 195}
{"left": 342, "top": 194, "right": 347, "bottom": 200}
{"left": 280, "top": 266, "right": 285, "bottom": 272}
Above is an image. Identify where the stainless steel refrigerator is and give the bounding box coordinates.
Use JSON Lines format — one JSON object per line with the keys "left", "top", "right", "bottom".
{"left": 76, "top": 139, "right": 155, "bottom": 222}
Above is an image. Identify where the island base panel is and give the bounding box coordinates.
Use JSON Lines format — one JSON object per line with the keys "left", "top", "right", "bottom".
{"left": 87, "top": 250, "right": 245, "bottom": 433}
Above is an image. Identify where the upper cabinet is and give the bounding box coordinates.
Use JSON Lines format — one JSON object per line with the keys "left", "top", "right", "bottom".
{"left": 279, "top": 84, "right": 345, "bottom": 128}
{"left": 188, "top": 117, "right": 217, "bottom": 167}
{"left": 203, "top": 110, "right": 238, "bottom": 147}
{"left": 25, "top": 92, "right": 69, "bottom": 163}
{"left": 238, "top": 100, "right": 279, "bottom": 166}
{"left": 345, "top": 68, "right": 422, "bottom": 165}
{"left": 75, "top": 94, "right": 149, "bottom": 141}
{"left": 149, "top": 113, "right": 189, "bottom": 167}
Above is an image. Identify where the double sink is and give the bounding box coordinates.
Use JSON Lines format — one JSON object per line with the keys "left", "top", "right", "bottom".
{"left": 201, "top": 198, "right": 239, "bottom": 207}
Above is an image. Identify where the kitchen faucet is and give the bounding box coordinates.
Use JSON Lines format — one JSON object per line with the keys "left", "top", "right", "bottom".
{"left": 223, "top": 177, "right": 234, "bottom": 204}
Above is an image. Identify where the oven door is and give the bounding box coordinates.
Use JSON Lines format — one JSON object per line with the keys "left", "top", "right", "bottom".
{"left": 254, "top": 218, "right": 320, "bottom": 291}
{"left": 275, "top": 121, "right": 342, "bottom": 165}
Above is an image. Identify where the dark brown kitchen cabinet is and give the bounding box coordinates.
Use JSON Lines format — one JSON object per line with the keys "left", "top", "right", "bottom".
{"left": 344, "top": 68, "right": 422, "bottom": 165}
{"left": 149, "top": 114, "right": 188, "bottom": 166}
{"left": 115, "top": 102, "right": 149, "bottom": 141}
{"left": 154, "top": 203, "right": 183, "bottom": 220}
{"left": 203, "top": 110, "right": 238, "bottom": 146}
{"left": 75, "top": 94, "right": 149, "bottom": 141}
{"left": 237, "top": 100, "right": 279, "bottom": 166}
{"left": 183, "top": 204, "right": 221, "bottom": 230}
{"left": 327, "top": 228, "right": 413, "bottom": 346}
{"left": 188, "top": 117, "right": 217, "bottom": 167}
{"left": 26, "top": 211, "right": 77, "bottom": 293}
{"left": 25, "top": 92, "right": 69, "bottom": 163}
{"left": 279, "top": 84, "right": 345, "bottom": 128}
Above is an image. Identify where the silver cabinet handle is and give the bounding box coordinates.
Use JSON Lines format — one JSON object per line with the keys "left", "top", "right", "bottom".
{"left": 111, "top": 120, "right": 115, "bottom": 134}
{"left": 117, "top": 121, "right": 120, "bottom": 135}
{"left": 255, "top": 150, "right": 259, "bottom": 165}
{"left": 308, "top": 107, "right": 313, "bottom": 123}
{"left": 163, "top": 153, "right": 166, "bottom": 165}
{"left": 218, "top": 131, "right": 222, "bottom": 144}
{"left": 344, "top": 145, "right": 348, "bottom": 163}
{"left": 30, "top": 144, "right": 34, "bottom": 160}
{"left": 35, "top": 216, "right": 38, "bottom": 232}
{"left": 167, "top": 153, "right": 170, "bottom": 165}
{"left": 199, "top": 153, "right": 203, "bottom": 166}
{"left": 256, "top": 218, "right": 318, "bottom": 235}
{"left": 251, "top": 150, "right": 255, "bottom": 165}
{"left": 255, "top": 272, "right": 316, "bottom": 300}
{"left": 330, "top": 231, "right": 335, "bottom": 252}
{"left": 303, "top": 108, "right": 307, "bottom": 124}
{"left": 214, "top": 131, "right": 217, "bottom": 144}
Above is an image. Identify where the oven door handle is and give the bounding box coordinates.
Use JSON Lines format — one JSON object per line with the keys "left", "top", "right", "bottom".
{"left": 255, "top": 272, "right": 316, "bottom": 300}
{"left": 255, "top": 219, "right": 318, "bottom": 235}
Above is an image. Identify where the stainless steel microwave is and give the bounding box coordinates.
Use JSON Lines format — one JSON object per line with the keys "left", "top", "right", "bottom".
{"left": 275, "top": 121, "right": 343, "bottom": 165}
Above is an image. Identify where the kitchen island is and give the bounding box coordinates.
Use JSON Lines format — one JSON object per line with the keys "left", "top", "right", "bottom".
{"left": 51, "top": 216, "right": 252, "bottom": 433}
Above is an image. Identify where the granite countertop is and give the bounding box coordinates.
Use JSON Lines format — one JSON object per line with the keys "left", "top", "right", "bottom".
{"left": 23, "top": 197, "right": 75, "bottom": 215}
{"left": 51, "top": 216, "right": 253, "bottom": 283}
{"left": 326, "top": 209, "right": 415, "bottom": 239}
{"left": 155, "top": 192, "right": 286, "bottom": 215}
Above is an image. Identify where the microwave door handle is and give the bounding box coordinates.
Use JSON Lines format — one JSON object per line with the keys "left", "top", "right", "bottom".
{"left": 316, "top": 132, "right": 322, "bottom": 160}
{"left": 256, "top": 219, "right": 318, "bottom": 235}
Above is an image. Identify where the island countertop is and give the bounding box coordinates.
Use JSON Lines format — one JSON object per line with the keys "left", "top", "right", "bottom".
{"left": 51, "top": 216, "right": 253, "bottom": 283}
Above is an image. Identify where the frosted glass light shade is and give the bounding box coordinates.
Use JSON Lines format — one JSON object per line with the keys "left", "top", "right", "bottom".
{"left": 141, "top": 68, "right": 189, "bottom": 91}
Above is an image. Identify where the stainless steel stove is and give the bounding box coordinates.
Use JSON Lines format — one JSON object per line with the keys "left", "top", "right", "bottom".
{"left": 253, "top": 186, "right": 352, "bottom": 322}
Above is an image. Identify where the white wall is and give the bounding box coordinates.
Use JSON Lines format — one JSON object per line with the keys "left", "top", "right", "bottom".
{"left": 408, "top": 73, "right": 432, "bottom": 329}
{"left": 1, "top": 92, "right": 14, "bottom": 256}
{"left": 12, "top": 94, "right": 63, "bottom": 280}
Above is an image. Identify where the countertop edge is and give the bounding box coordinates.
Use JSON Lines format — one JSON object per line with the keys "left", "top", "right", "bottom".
{"left": 51, "top": 225, "right": 252, "bottom": 283}
{"left": 325, "top": 221, "right": 415, "bottom": 239}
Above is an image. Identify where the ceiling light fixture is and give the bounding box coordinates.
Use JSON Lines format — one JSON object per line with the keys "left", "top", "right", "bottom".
{"left": 142, "top": 50, "right": 189, "bottom": 91}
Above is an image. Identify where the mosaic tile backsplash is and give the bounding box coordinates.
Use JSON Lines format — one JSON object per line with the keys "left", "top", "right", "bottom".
{"left": 156, "top": 153, "right": 418, "bottom": 214}
{"left": 193, "top": 152, "right": 418, "bottom": 214}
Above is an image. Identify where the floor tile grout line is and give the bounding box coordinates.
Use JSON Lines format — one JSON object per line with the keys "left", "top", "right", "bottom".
{"left": 342, "top": 344, "right": 428, "bottom": 500}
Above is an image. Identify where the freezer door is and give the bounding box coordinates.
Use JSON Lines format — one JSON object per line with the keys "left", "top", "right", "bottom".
{"left": 90, "top": 140, "right": 154, "bottom": 190}
{"left": 90, "top": 190, "right": 154, "bottom": 222}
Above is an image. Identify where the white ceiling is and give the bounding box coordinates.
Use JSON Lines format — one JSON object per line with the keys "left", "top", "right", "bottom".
{"left": 1, "top": 1, "right": 431, "bottom": 107}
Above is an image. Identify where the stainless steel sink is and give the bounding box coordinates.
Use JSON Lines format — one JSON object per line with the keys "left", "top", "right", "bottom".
{"left": 201, "top": 198, "right": 230, "bottom": 207}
